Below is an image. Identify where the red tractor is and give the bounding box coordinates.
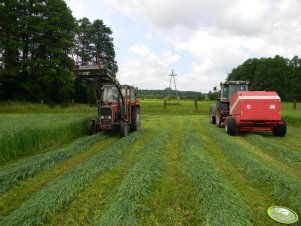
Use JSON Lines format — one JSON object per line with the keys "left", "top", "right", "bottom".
{"left": 210, "top": 81, "right": 286, "bottom": 136}
{"left": 73, "top": 64, "right": 140, "bottom": 137}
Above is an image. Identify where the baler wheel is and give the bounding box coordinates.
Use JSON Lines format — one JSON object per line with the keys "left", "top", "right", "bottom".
{"left": 225, "top": 117, "right": 238, "bottom": 136}
{"left": 272, "top": 122, "right": 287, "bottom": 137}
{"left": 120, "top": 122, "right": 129, "bottom": 137}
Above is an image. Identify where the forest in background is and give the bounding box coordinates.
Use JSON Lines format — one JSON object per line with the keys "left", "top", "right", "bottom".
{"left": 0, "top": 0, "right": 116, "bottom": 103}
{"left": 1, "top": 2, "right": 300, "bottom": 103}
{"left": 227, "top": 55, "right": 301, "bottom": 101}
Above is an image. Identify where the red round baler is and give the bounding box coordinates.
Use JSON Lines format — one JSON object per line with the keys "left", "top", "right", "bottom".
{"left": 225, "top": 91, "right": 286, "bottom": 136}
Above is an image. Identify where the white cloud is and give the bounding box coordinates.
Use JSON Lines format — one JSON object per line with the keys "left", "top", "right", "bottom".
{"left": 162, "top": 51, "right": 181, "bottom": 63}
{"left": 117, "top": 45, "right": 169, "bottom": 90}
{"left": 67, "top": 0, "right": 301, "bottom": 92}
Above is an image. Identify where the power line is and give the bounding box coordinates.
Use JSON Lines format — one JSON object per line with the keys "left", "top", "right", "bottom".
{"left": 167, "top": 69, "right": 179, "bottom": 101}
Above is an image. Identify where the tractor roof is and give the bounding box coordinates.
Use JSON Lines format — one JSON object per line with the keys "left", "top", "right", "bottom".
{"left": 220, "top": 80, "right": 250, "bottom": 86}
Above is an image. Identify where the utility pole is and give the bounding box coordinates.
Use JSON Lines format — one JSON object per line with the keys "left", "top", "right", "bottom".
{"left": 167, "top": 69, "right": 179, "bottom": 101}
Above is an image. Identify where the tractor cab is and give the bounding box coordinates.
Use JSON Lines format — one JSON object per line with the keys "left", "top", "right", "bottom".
{"left": 220, "top": 81, "right": 249, "bottom": 99}
{"left": 210, "top": 81, "right": 249, "bottom": 127}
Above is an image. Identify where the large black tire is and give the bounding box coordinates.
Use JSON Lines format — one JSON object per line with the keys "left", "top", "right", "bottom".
{"left": 120, "top": 122, "right": 129, "bottom": 137}
{"left": 225, "top": 117, "right": 238, "bottom": 136}
{"left": 88, "top": 120, "right": 97, "bottom": 136}
{"left": 210, "top": 104, "right": 216, "bottom": 124}
{"left": 272, "top": 122, "right": 287, "bottom": 137}
{"left": 216, "top": 112, "right": 222, "bottom": 128}
{"left": 130, "top": 107, "right": 140, "bottom": 131}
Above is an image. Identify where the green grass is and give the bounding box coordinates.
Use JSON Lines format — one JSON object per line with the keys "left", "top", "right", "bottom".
{"left": 181, "top": 120, "right": 252, "bottom": 225}
{"left": 140, "top": 99, "right": 212, "bottom": 115}
{"left": 0, "top": 101, "right": 96, "bottom": 114}
{"left": 137, "top": 116, "right": 201, "bottom": 225}
{"left": 281, "top": 102, "right": 301, "bottom": 127}
{"left": 0, "top": 113, "right": 93, "bottom": 163}
{"left": 43, "top": 116, "right": 163, "bottom": 225}
{"left": 0, "top": 133, "right": 106, "bottom": 192}
{"left": 244, "top": 133, "right": 301, "bottom": 167}
{"left": 205, "top": 121, "right": 301, "bottom": 215}
{"left": 0, "top": 101, "right": 301, "bottom": 225}
{"left": 93, "top": 128, "right": 170, "bottom": 225}
{"left": 0, "top": 136, "right": 117, "bottom": 221}
{"left": 0, "top": 130, "right": 143, "bottom": 226}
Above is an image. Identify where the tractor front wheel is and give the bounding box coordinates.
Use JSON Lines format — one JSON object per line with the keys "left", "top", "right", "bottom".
{"left": 120, "top": 122, "right": 129, "bottom": 137}
{"left": 216, "top": 113, "right": 222, "bottom": 128}
{"left": 225, "top": 117, "right": 238, "bottom": 136}
{"left": 88, "top": 120, "right": 97, "bottom": 136}
{"left": 210, "top": 104, "right": 216, "bottom": 124}
{"left": 130, "top": 107, "right": 140, "bottom": 131}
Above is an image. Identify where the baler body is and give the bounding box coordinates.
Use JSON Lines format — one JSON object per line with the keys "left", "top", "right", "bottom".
{"left": 229, "top": 91, "right": 283, "bottom": 132}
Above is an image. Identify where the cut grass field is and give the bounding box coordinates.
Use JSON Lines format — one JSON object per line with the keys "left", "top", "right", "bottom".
{"left": 0, "top": 100, "right": 300, "bottom": 225}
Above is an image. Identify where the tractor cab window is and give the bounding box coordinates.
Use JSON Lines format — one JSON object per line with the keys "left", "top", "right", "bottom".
{"left": 130, "top": 87, "right": 135, "bottom": 102}
{"left": 221, "top": 86, "right": 229, "bottom": 99}
{"left": 103, "top": 86, "right": 119, "bottom": 103}
{"left": 121, "top": 86, "right": 135, "bottom": 102}
{"left": 229, "top": 85, "right": 248, "bottom": 98}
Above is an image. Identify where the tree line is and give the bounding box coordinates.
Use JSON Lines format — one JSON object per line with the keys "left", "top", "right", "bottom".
{"left": 137, "top": 88, "right": 205, "bottom": 100}
{"left": 227, "top": 55, "right": 301, "bottom": 101}
{"left": 0, "top": 0, "right": 117, "bottom": 103}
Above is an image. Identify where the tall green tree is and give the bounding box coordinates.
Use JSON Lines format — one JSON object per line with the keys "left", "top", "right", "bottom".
{"left": 227, "top": 55, "right": 301, "bottom": 101}
{"left": 91, "top": 19, "right": 118, "bottom": 74}
{"left": 73, "top": 18, "right": 118, "bottom": 103}
{"left": 0, "top": 0, "right": 76, "bottom": 102}
{"left": 0, "top": 0, "right": 22, "bottom": 99}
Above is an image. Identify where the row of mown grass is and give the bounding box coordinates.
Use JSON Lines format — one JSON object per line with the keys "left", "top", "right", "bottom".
{"left": 93, "top": 127, "right": 171, "bottom": 225}
{"left": 137, "top": 117, "right": 201, "bottom": 225}
{"left": 0, "top": 133, "right": 106, "bottom": 192}
{"left": 244, "top": 133, "right": 301, "bottom": 169}
{"left": 0, "top": 135, "right": 118, "bottom": 221}
{"left": 0, "top": 114, "right": 94, "bottom": 162}
{"left": 45, "top": 115, "right": 165, "bottom": 225}
{"left": 0, "top": 130, "right": 143, "bottom": 225}
{"left": 181, "top": 119, "right": 252, "bottom": 225}
{"left": 204, "top": 118, "right": 301, "bottom": 215}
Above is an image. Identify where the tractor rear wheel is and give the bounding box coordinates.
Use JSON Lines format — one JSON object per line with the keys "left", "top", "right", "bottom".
{"left": 120, "top": 122, "right": 129, "bottom": 137}
{"left": 88, "top": 120, "right": 97, "bottom": 136}
{"left": 225, "top": 117, "right": 238, "bottom": 136}
{"left": 273, "top": 121, "right": 287, "bottom": 137}
{"left": 130, "top": 107, "right": 140, "bottom": 131}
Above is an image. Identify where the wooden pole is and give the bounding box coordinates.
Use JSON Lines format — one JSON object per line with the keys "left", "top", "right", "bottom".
{"left": 194, "top": 98, "right": 198, "bottom": 110}
{"left": 164, "top": 98, "right": 167, "bottom": 110}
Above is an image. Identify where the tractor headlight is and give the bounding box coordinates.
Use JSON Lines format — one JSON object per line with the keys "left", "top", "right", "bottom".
{"left": 101, "top": 116, "right": 104, "bottom": 119}
{"left": 108, "top": 116, "right": 111, "bottom": 119}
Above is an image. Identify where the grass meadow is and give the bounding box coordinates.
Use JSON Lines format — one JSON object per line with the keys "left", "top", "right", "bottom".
{"left": 0, "top": 99, "right": 300, "bottom": 225}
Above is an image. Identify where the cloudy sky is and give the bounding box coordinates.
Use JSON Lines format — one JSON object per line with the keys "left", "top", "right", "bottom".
{"left": 65, "top": 0, "right": 301, "bottom": 92}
